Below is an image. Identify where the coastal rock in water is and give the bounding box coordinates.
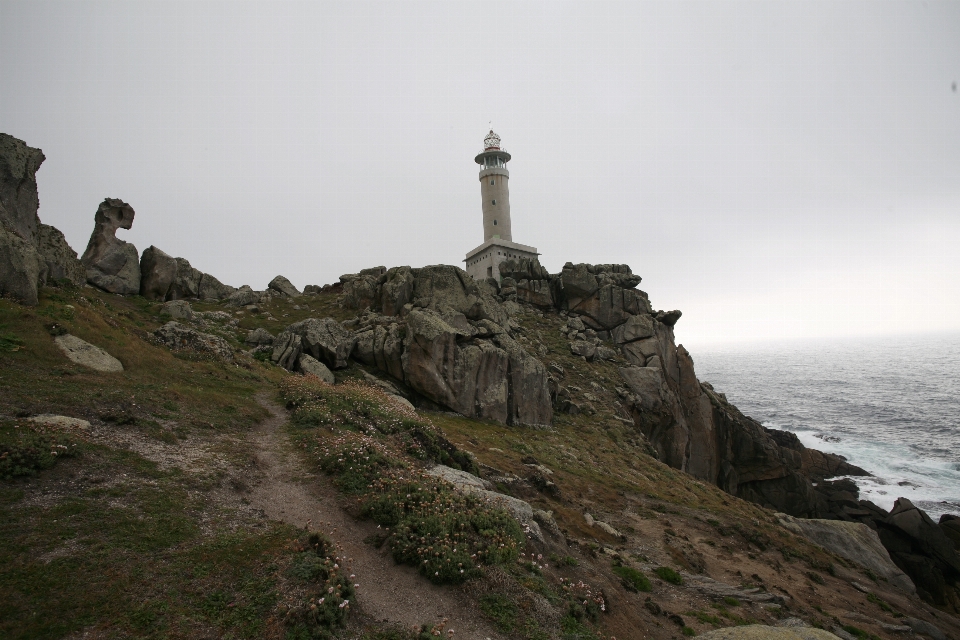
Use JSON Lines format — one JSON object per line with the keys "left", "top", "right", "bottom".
{"left": 154, "top": 321, "right": 233, "bottom": 361}
{"left": 776, "top": 513, "right": 916, "bottom": 593}
{"left": 139, "top": 246, "right": 178, "bottom": 300}
{"left": 0, "top": 133, "right": 44, "bottom": 245}
{"left": 268, "top": 275, "right": 300, "bottom": 298}
{"left": 37, "top": 224, "right": 84, "bottom": 286}
{"left": 54, "top": 334, "right": 124, "bottom": 372}
{"left": 81, "top": 198, "right": 140, "bottom": 295}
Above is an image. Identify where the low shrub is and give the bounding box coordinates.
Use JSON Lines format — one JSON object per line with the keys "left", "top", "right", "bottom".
{"left": 612, "top": 565, "right": 652, "bottom": 592}
{"left": 282, "top": 531, "right": 356, "bottom": 638}
{"left": 0, "top": 422, "right": 80, "bottom": 480}
{"left": 654, "top": 566, "right": 684, "bottom": 585}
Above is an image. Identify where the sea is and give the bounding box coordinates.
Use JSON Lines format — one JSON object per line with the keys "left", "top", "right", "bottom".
{"left": 693, "top": 333, "right": 960, "bottom": 522}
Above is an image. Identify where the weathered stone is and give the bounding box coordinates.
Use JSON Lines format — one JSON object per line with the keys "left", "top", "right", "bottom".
{"left": 160, "top": 299, "right": 194, "bottom": 320}
{"left": 656, "top": 309, "right": 682, "bottom": 326}
{"left": 497, "top": 257, "right": 549, "bottom": 281}
{"left": 353, "top": 322, "right": 405, "bottom": 381}
{"left": 0, "top": 133, "right": 44, "bottom": 245}
{"left": 696, "top": 626, "right": 842, "bottom": 640}
{"left": 54, "top": 334, "right": 124, "bottom": 372}
{"left": 297, "top": 353, "right": 335, "bottom": 384}
{"left": 268, "top": 275, "right": 300, "bottom": 297}
{"left": 28, "top": 414, "right": 91, "bottom": 430}
{"left": 286, "top": 317, "right": 356, "bottom": 369}
{"left": 516, "top": 279, "right": 554, "bottom": 308}
{"left": 271, "top": 331, "right": 302, "bottom": 370}
{"left": 244, "top": 327, "right": 274, "bottom": 346}
{"left": 378, "top": 266, "right": 415, "bottom": 316}
{"left": 226, "top": 286, "right": 260, "bottom": 307}
{"left": 411, "top": 265, "right": 509, "bottom": 326}
{"left": 0, "top": 224, "right": 45, "bottom": 305}
{"left": 139, "top": 246, "right": 178, "bottom": 300}
{"left": 340, "top": 273, "right": 380, "bottom": 310}
{"left": 777, "top": 513, "right": 916, "bottom": 593}
{"left": 37, "top": 224, "right": 84, "bottom": 286}
{"left": 619, "top": 366, "right": 665, "bottom": 410}
{"left": 81, "top": 198, "right": 140, "bottom": 295}
{"left": 570, "top": 341, "right": 597, "bottom": 360}
{"left": 621, "top": 336, "right": 659, "bottom": 365}
{"left": 154, "top": 321, "right": 233, "bottom": 361}
{"left": 611, "top": 313, "right": 655, "bottom": 344}
{"left": 170, "top": 257, "right": 203, "bottom": 299}
{"left": 197, "top": 272, "right": 235, "bottom": 301}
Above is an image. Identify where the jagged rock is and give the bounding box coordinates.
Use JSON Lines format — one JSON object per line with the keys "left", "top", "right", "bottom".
{"left": 81, "top": 198, "right": 140, "bottom": 295}
{"left": 611, "top": 313, "right": 655, "bottom": 344}
{"left": 655, "top": 309, "right": 682, "bottom": 326}
{"left": 244, "top": 327, "right": 275, "bottom": 346}
{"left": 516, "top": 279, "right": 554, "bottom": 308}
{"left": 378, "top": 266, "right": 415, "bottom": 316}
{"left": 37, "top": 224, "right": 84, "bottom": 286}
{"left": 170, "top": 258, "right": 202, "bottom": 299}
{"left": 0, "top": 133, "right": 44, "bottom": 245}
{"left": 570, "top": 341, "right": 597, "bottom": 360}
{"left": 400, "top": 308, "right": 552, "bottom": 427}
{"left": 297, "top": 354, "right": 335, "bottom": 384}
{"left": 0, "top": 224, "right": 45, "bottom": 305}
{"left": 197, "top": 272, "right": 235, "bottom": 301}
{"left": 412, "top": 265, "right": 509, "bottom": 326}
{"left": 54, "top": 334, "right": 124, "bottom": 372}
{"left": 941, "top": 515, "right": 960, "bottom": 549}
{"left": 903, "top": 617, "right": 946, "bottom": 640}
{"left": 353, "top": 321, "right": 405, "bottom": 381}
{"left": 497, "top": 257, "right": 549, "bottom": 281}
{"left": 766, "top": 429, "right": 868, "bottom": 481}
{"left": 619, "top": 366, "right": 665, "bottom": 411}
{"left": 161, "top": 299, "right": 193, "bottom": 320}
{"left": 139, "top": 246, "right": 178, "bottom": 300}
{"left": 268, "top": 275, "right": 300, "bottom": 297}
{"left": 226, "top": 285, "right": 260, "bottom": 307}
{"left": 340, "top": 272, "right": 380, "bottom": 310}
{"left": 154, "top": 321, "right": 233, "bottom": 361}
{"left": 776, "top": 513, "right": 915, "bottom": 593}
{"left": 286, "top": 317, "right": 356, "bottom": 369}
{"left": 271, "top": 331, "right": 302, "bottom": 370}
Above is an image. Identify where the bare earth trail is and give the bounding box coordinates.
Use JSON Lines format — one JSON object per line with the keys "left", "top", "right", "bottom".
{"left": 246, "top": 392, "right": 505, "bottom": 640}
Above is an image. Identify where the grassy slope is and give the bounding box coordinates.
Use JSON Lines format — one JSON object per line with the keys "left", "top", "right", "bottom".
{"left": 0, "top": 284, "right": 950, "bottom": 640}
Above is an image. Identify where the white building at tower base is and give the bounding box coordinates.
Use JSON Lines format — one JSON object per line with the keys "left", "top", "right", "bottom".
{"left": 465, "top": 239, "right": 539, "bottom": 282}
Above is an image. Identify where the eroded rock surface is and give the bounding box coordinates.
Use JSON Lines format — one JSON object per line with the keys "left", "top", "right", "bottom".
{"left": 54, "top": 334, "right": 124, "bottom": 372}
{"left": 81, "top": 198, "right": 140, "bottom": 295}
{"left": 154, "top": 321, "right": 234, "bottom": 361}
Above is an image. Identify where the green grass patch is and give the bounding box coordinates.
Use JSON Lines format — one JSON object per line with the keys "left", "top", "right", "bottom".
{"left": 0, "top": 420, "right": 80, "bottom": 479}
{"left": 655, "top": 566, "right": 684, "bottom": 585}
{"left": 612, "top": 564, "right": 652, "bottom": 592}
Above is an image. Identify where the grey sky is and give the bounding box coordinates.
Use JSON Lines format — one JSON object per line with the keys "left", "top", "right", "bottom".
{"left": 2, "top": 1, "right": 958, "bottom": 349}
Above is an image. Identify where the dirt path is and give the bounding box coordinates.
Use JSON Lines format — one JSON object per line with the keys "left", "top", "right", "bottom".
{"left": 246, "top": 393, "right": 505, "bottom": 640}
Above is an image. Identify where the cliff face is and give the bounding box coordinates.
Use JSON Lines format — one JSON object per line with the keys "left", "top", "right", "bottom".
{"left": 329, "top": 258, "right": 863, "bottom": 519}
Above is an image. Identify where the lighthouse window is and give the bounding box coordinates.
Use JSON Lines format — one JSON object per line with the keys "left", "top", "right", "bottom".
{"left": 493, "top": 220, "right": 497, "bottom": 226}
{"left": 492, "top": 199, "right": 496, "bottom": 205}
{"left": 490, "top": 179, "right": 495, "bottom": 185}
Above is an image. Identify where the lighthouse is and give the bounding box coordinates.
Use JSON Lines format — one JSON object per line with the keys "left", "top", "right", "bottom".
{"left": 464, "top": 130, "right": 539, "bottom": 281}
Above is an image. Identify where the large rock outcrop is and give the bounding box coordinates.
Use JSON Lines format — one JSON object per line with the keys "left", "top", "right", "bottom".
{"left": 0, "top": 134, "right": 47, "bottom": 304}
{"left": 0, "top": 133, "right": 44, "bottom": 245}
{"left": 37, "top": 224, "right": 84, "bottom": 286}
{"left": 81, "top": 198, "right": 140, "bottom": 295}
{"left": 138, "top": 247, "right": 236, "bottom": 302}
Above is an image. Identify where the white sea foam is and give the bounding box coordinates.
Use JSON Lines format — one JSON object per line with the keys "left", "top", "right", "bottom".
{"left": 695, "top": 333, "right": 960, "bottom": 522}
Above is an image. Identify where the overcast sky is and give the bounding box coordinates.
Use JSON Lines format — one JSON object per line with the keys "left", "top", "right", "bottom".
{"left": 2, "top": 1, "right": 958, "bottom": 350}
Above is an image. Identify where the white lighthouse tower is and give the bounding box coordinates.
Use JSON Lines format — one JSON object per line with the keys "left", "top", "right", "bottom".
{"left": 464, "top": 130, "right": 539, "bottom": 281}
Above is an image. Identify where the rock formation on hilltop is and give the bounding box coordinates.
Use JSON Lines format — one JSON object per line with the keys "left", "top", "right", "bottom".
{"left": 81, "top": 198, "right": 141, "bottom": 295}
